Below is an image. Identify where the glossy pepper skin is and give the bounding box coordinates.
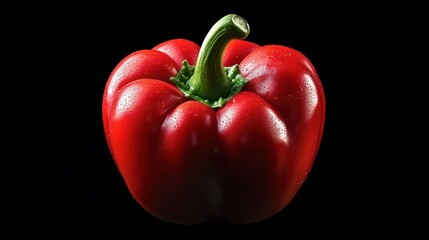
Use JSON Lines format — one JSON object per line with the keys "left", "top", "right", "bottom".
{"left": 102, "top": 14, "right": 325, "bottom": 224}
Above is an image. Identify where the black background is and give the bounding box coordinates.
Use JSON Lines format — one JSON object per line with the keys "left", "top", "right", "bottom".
{"left": 2, "top": 1, "right": 426, "bottom": 237}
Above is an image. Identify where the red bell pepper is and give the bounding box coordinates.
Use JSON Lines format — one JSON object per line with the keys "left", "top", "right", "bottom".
{"left": 102, "top": 14, "right": 325, "bottom": 224}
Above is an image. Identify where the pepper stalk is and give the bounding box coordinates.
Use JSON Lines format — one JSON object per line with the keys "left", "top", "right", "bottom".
{"left": 170, "top": 14, "right": 250, "bottom": 108}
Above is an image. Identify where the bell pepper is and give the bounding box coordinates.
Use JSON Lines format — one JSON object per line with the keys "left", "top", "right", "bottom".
{"left": 102, "top": 14, "right": 325, "bottom": 224}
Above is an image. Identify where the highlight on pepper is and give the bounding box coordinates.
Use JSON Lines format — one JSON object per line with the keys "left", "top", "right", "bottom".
{"left": 102, "top": 13, "right": 326, "bottom": 225}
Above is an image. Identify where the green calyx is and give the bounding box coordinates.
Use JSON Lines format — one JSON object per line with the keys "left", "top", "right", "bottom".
{"left": 169, "top": 14, "right": 250, "bottom": 108}
{"left": 170, "top": 60, "right": 248, "bottom": 108}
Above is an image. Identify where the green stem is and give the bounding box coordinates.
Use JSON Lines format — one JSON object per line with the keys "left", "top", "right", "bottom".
{"left": 188, "top": 14, "right": 250, "bottom": 102}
